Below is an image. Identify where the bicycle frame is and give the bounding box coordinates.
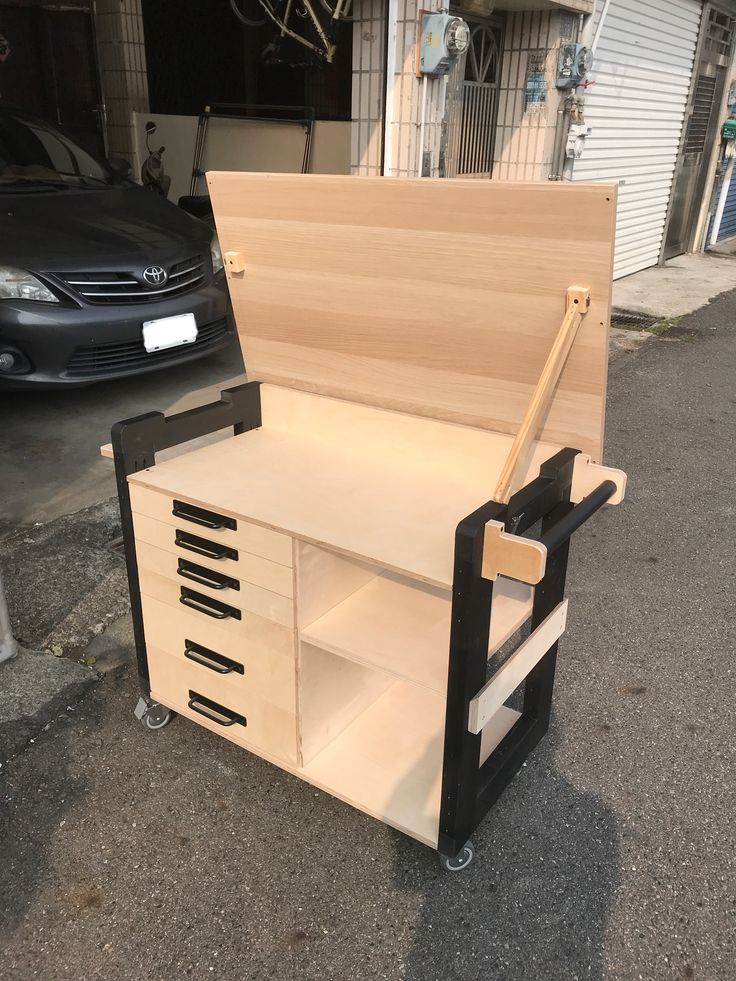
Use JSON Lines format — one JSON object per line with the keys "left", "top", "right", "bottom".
{"left": 235, "top": 0, "right": 353, "bottom": 63}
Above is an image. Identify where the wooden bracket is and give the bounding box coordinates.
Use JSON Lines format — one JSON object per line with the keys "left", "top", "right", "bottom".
{"left": 468, "top": 600, "right": 568, "bottom": 734}
{"left": 224, "top": 251, "right": 246, "bottom": 274}
{"left": 482, "top": 520, "right": 547, "bottom": 585}
{"left": 493, "top": 285, "right": 591, "bottom": 504}
{"left": 571, "top": 455, "right": 627, "bottom": 505}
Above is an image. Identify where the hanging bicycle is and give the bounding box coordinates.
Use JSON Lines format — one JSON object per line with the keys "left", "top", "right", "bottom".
{"left": 229, "top": 0, "right": 354, "bottom": 64}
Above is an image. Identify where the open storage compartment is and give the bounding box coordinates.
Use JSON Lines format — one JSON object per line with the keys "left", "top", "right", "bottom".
{"left": 294, "top": 543, "right": 534, "bottom": 846}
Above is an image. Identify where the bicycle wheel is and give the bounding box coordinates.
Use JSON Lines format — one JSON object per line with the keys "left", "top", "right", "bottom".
{"left": 229, "top": 0, "right": 268, "bottom": 28}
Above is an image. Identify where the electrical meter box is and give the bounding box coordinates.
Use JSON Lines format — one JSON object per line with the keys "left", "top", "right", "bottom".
{"left": 722, "top": 118, "right": 736, "bottom": 141}
{"left": 419, "top": 13, "right": 470, "bottom": 76}
{"left": 557, "top": 43, "right": 592, "bottom": 89}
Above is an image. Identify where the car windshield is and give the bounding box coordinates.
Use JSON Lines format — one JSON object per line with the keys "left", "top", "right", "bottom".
{"left": 0, "top": 110, "right": 122, "bottom": 191}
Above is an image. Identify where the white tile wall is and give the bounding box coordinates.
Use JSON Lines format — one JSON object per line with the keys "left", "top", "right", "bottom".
{"left": 493, "top": 9, "right": 566, "bottom": 182}
{"left": 95, "top": 0, "right": 149, "bottom": 161}
{"left": 351, "top": 4, "right": 570, "bottom": 182}
{"left": 351, "top": 0, "right": 450, "bottom": 177}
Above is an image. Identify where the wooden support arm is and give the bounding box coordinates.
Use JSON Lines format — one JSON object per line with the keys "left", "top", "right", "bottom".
{"left": 494, "top": 286, "right": 591, "bottom": 504}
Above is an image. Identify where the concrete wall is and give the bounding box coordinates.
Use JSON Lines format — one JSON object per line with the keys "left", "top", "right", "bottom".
{"left": 133, "top": 112, "right": 351, "bottom": 203}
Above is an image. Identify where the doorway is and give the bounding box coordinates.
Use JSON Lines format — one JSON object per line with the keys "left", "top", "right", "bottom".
{"left": 665, "top": 5, "right": 735, "bottom": 258}
{"left": 443, "top": 12, "right": 504, "bottom": 179}
{"left": 0, "top": 3, "right": 105, "bottom": 156}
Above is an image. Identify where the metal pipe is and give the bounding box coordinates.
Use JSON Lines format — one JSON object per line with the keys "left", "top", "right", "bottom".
{"left": 418, "top": 74, "right": 428, "bottom": 176}
{"left": 383, "top": 0, "right": 398, "bottom": 175}
{"left": 710, "top": 150, "right": 734, "bottom": 246}
{"left": 0, "top": 570, "right": 18, "bottom": 664}
{"left": 540, "top": 481, "right": 616, "bottom": 553}
{"left": 549, "top": 100, "right": 568, "bottom": 181}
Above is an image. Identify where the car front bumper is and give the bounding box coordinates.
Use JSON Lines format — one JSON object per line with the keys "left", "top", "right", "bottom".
{"left": 0, "top": 278, "right": 233, "bottom": 388}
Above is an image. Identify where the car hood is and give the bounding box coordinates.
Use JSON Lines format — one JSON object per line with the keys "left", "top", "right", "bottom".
{"left": 0, "top": 185, "right": 212, "bottom": 271}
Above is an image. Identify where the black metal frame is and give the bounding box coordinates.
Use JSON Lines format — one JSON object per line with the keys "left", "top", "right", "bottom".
{"left": 113, "top": 389, "right": 615, "bottom": 859}
{"left": 111, "top": 381, "right": 262, "bottom": 694}
{"left": 438, "top": 448, "right": 616, "bottom": 858}
{"left": 189, "top": 103, "right": 316, "bottom": 197}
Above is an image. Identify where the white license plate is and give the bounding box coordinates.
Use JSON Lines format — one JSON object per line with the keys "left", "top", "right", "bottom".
{"left": 142, "top": 313, "right": 197, "bottom": 353}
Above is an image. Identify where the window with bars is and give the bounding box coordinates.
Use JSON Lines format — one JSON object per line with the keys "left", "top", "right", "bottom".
{"left": 705, "top": 8, "right": 735, "bottom": 61}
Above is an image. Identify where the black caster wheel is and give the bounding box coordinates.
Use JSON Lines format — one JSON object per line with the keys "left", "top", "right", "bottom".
{"left": 440, "top": 841, "right": 474, "bottom": 872}
{"left": 134, "top": 696, "right": 174, "bottom": 731}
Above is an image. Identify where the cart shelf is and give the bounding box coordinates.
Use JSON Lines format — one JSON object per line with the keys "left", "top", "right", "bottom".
{"left": 301, "top": 678, "right": 520, "bottom": 847}
{"left": 300, "top": 570, "right": 533, "bottom": 695}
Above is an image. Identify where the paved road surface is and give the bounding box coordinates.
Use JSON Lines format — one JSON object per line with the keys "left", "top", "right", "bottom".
{"left": 1, "top": 298, "right": 734, "bottom": 980}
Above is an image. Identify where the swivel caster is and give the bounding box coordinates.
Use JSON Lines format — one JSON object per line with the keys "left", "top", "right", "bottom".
{"left": 440, "top": 841, "right": 475, "bottom": 872}
{"left": 134, "top": 695, "right": 174, "bottom": 731}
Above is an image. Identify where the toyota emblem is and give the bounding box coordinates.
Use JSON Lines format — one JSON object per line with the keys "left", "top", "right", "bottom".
{"left": 142, "top": 264, "right": 167, "bottom": 286}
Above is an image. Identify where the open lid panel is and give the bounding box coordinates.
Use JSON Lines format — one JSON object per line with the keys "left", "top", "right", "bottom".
{"left": 207, "top": 173, "right": 617, "bottom": 461}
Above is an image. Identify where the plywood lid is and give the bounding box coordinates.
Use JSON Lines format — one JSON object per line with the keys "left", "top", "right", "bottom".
{"left": 207, "top": 173, "right": 617, "bottom": 460}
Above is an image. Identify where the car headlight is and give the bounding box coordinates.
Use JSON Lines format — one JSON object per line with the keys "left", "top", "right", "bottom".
{"left": 210, "top": 234, "right": 224, "bottom": 276}
{"left": 0, "top": 266, "right": 59, "bottom": 303}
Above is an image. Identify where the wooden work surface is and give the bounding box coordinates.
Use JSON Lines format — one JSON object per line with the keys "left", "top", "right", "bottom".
{"left": 207, "top": 173, "right": 617, "bottom": 460}
{"left": 130, "top": 384, "right": 564, "bottom": 587}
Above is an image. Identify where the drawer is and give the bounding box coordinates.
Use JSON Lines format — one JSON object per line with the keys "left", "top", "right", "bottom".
{"left": 133, "top": 514, "right": 294, "bottom": 596}
{"left": 129, "top": 483, "right": 293, "bottom": 567}
{"left": 148, "top": 645, "right": 297, "bottom": 764}
{"left": 140, "top": 593, "right": 296, "bottom": 714}
{"left": 139, "top": 565, "right": 295, "bottom": 629}
{"left": 135, "top": 535, "right": 294, "bottom": 601}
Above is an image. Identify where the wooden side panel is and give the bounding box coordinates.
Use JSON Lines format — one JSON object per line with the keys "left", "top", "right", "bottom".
{"left": 207, "top": 173, "right": 617, "bottom": 459}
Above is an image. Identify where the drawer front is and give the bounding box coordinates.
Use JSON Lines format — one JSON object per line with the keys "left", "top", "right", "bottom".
{"left": 141, "top": 593, "right": 296, "bottom": 713}
{"left": 129, "top": 483, "right": 293, "bottom": 567}
{"left": 132, "top": 515, "right": 294, "bottom": 598}
{"left": 148, "top": 645, "right": 297, "bottom": 764}
{"left": 139, "top": 565, "right": 295, "bottom": 630}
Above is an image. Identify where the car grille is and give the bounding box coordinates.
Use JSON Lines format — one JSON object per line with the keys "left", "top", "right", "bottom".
{"left": 56, "top": 255, "right": 207, "bottom": 304}
{"left": 64, "top": 317, "right": 231, "bottom": 379}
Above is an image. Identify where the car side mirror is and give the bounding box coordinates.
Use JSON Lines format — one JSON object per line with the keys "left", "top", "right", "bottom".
{"left": 108, "top": 156, "right": 132, "bottom": 178}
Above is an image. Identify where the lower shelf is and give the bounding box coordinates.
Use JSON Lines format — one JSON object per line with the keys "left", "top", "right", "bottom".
{"left": 300, "top": 677, "right": 522, "bottom": 848}
{"left": 301, "top": 680, "right": 445, "bottom": 847}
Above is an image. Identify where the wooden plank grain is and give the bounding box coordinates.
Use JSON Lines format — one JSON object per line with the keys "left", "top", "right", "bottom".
{"left": 206, "top": 173, "right": 617, "bottom": 460}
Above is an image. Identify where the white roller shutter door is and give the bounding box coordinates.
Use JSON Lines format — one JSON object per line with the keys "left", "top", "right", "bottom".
{"left": 573, "top": 0, "right": 702, "bottom": 278}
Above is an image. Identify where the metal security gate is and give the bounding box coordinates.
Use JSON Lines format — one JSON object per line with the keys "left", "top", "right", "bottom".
{"left": 666, "top": 6, "right": 736, "bottom": 257}
{"left": 444, "top": 16, "right": 503, "bottom": 179}
{"left": 573, "top": 0, "right": 703, "bottom": 278}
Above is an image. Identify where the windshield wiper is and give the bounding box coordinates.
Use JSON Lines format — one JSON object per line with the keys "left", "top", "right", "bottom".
{"left": 0, "top": 179, "right": 70, "bottom": 192}
{"left": 54, "top": 172, "right": 115, "bottom": 188}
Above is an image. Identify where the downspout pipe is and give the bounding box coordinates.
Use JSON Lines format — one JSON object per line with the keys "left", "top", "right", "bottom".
{"left": 382, "top": 0, "right": 398, "bottom": 176}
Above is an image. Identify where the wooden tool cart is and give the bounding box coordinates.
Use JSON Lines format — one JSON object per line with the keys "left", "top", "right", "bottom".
{"left": 112, "top": 175, "right": 626, "bottom": 871}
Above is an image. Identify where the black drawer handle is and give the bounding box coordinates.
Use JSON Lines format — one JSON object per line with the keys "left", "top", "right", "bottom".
{"left": 177, "top": 558, "right": 239, "bottom": 591}
{"left": 184, "top": 639, "right": 244, "bottom": 675}
{"left": 175, "top": 530, "right": 238, "bottom": 562}
{"left": 179, "top": 587, "right": 242, "bottom": 621}
{"left": 188, "top": 690, "right": 246, "bottom": 727}
{"left": 172, "top": 499, "right": 237, "bottom": 531}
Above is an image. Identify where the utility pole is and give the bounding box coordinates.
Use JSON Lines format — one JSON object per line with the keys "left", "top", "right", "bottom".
{"left": 0, "top": 569, "right": 18, "bottom": 664}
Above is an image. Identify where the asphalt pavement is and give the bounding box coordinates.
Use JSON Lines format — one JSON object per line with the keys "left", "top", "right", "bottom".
{"left": 1, "top": 296, "right": 735, "bottom": 980}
